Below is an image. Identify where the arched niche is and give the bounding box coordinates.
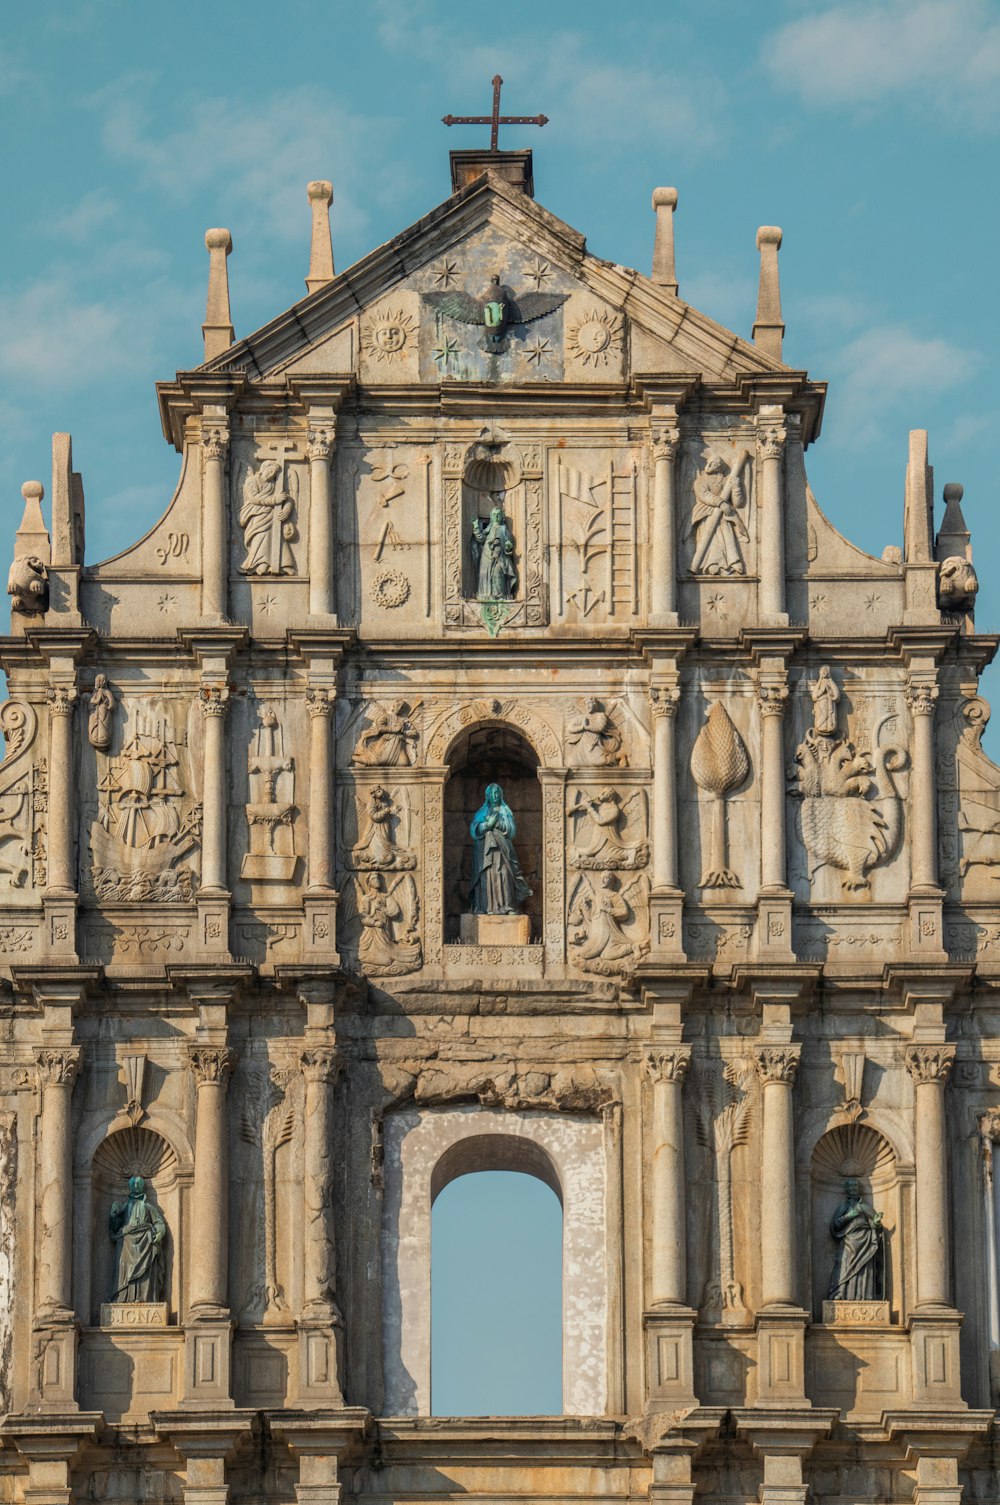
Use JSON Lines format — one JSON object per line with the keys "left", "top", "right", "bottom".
{"left": 90, "top": 1126, "right": 179, "bottom": 1325}
{"left": 810, "top": 1122, "right": 901, "bottom": 1322}
{"left": 381, "top": 1106, "right": 610, "bottom": 1418}
{"left": 443, "top": 725, "right": 542, "bottom": 941}
{"left": 461, "top": 444, "right": 524, "bottom": 603}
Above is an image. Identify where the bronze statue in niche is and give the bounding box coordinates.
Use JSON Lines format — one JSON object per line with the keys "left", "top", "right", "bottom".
{"left": 827, "top": 1178, "right": 885, "bottom": 1301}
{"left": 469, "top": 783, "right": 531, "bottom": 914}
{"left": 109, "top": 1175, "right": 167, "bottom": 1303}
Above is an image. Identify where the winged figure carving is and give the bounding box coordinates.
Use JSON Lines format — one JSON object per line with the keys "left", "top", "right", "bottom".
{"left": 426, "top": 273, "right": 568, "bottom": 353}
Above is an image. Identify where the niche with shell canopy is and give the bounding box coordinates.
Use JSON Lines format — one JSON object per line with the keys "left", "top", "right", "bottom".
{"left": 810, "top": 1123, "right": 902, "bottom": 1322}
{"left": 89, "top": 1127, "right": 179, "bottom": 1324}
{"left": 461, "top": 430, "right": 524, "bottom": 603}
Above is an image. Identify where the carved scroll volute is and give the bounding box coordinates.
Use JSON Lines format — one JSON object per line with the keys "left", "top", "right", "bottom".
{"left": 690, "top": 704, "right": 749, "bottom": 889}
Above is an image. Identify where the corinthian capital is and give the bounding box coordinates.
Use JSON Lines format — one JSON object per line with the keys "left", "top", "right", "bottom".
{"left": 755, "top": 679, "right": 788, "bottom": 718}
{"left": 35, "top": 1047, "right": 81, "bottom": 1088}
{"left": 202, "top": 426, "right": 230, "bottom": 461}
{"left": 190, "top": 1046, "right": 235, "bottom": 1088}
{"left": 46, "top": 686, "right": 78, "bottom": 718}
{"left": 756, "top": 421, "right": 787, "bottom": 462}
{"left": 905, "top": 678, "right": 939, "bottom": 717}
{"left": 199, "top": 685, "right": 231, "bottom": 719}
{"left": 905, "top": 1044, "right": 954, "bottom": 1085}
{"left": 301, "top": 1046, "right": 341, "bottom": 1084}
{"left": 645, "top": 1047, "right": 691, "bottom": 1084}
{"left": 307, "top": 424, "right": 336, "bottom": 462}
{"left": 306, "top": 686, "right": 336, "bottom": 720}
{"left": 755, "top": 1044, "right": 800, "bottom": 1084}
{"left": 649, "top": 685, "right": 681, "bottom": 720}
{"left": 651, "top": 424, "right": 681, "bottom": 464}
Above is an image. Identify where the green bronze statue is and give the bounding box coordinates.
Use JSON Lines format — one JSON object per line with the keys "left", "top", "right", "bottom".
{"left": 109, "top": 1174, "right": 167, "bottom": 1303}
{"left": 827, "top": 1177, "right": 884, "bottom": 1302}
{"left": 469, "top": 783, "right": 532, "bottom": 915}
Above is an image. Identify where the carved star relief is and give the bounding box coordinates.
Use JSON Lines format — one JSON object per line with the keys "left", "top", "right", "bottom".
{"left": 525, "top": 257, "right": 552, "bottom": 289}
{"left": 525, "top": 336, "right": 553, "bottom": 365}
{"left": 432, "top": 257, "right": 459, "bottom": 288}
{"left": 432, "top": 336, "right": 460, "bottom": 370}
{"left": 706, "top": 592, "right": 727, "bottom": 616}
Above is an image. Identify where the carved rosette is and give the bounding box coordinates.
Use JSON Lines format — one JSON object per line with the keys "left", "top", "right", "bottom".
{"left": 190, "top": 1047, "right": 235, "bottom": 1088}
{"left": 301, "top": 1046, "right": 340, "bottom": 1084}
{"left": 905, "top": 678, "right": 939, "bottom": 718}
{"left": 203, "top": 427, "right": 230, "bottom": 462}
{"left": 46, "top": 686, "right": 78, "bottom": 718}
{"left": 645, "top": 1047, "right": 691, "bottom": 1084}
{"left": 306, "top": 687, "right": 335, "bottom": 720}
{"left": 649, "top": 685, "right": 680, "bottom": 720}
{"left": 35, "top": 1047, "right": 80, "bottom": 1089}
{"left": 904, "top": 1045, "right": 954, "bottom": 1085}
{"left": 199, "top": 686, "right": 230, "bottom": 718}
{"left": 755, "top": 1045, "right": 800, "bottom": 1085}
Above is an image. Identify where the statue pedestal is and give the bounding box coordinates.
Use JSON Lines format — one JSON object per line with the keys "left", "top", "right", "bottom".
{"left": 460, "top": 913, "right": 531, "bottom": 945}
{"left": 822, "top": 1299, "right": 889, "bottom": 1326}
{"left": 100, "top": 1301, "right": 169, "bottom": 1327}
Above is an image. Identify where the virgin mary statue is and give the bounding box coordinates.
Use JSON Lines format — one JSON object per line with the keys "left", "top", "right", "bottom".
{"left": 469, "top": 783, "right": 532, "bottom": 915}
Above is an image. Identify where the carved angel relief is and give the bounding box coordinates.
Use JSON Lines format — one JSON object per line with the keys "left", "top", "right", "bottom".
{"left": 351, "top": 872, "right": 422, "bottom": 976}
{"left": 568, "top": 789, "right": 648, "bottom": 870}
{"left": 566, "top": 699, "right": 627, "bottom": 767}
{"left": 352, "top": 701, "right": 420, "bottom": 767}
{"left": 790, "top": 669, "right": 907, "bottom": 894}
{"left": 349, "top": 786, "right": 416, "bottom": 871}
{"left": 567, "top": 870, "right": 649, "bottom": 976}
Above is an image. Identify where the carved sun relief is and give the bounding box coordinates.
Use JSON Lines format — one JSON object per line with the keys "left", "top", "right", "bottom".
{"left": 363, "top": 309, "right": 415, "bottom": 363}
{"left": 567, "top": 309, "right": 623, "bottom": 367}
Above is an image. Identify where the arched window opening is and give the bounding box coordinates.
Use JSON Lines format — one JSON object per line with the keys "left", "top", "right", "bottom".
{"left": 444, "top": 725, "right": 542, "bottom": 941}
{"left": 430, "top": 1138, "right": 562, "bottom": 1416}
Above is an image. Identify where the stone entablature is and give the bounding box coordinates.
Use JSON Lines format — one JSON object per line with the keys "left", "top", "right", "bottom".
{"left": 0, "top": 157, "right": 996, "bottom": 1505}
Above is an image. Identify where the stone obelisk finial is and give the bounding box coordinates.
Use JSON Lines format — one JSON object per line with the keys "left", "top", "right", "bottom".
{"left": 651, "top": 187, "right": 679, "bottom": 296}
{"left": 305, "top": 181, "right": 335, "bottom": 294}
{"left": 752, "top": 226, "right": 784, "bottom": 360}
{"left": 202, "top": 229, "right": 234, "bottom": 361}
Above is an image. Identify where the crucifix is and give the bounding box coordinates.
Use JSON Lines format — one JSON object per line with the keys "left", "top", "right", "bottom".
{"left": 442, "top": 75, "right": 548, "bottom": 152}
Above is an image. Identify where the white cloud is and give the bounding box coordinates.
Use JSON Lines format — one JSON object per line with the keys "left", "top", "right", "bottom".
{"left": 764, "top": 0, "right": 1000, "bottom": 122}
{"left": 48, "top": 189, "right": 121, "bottom": 244}
{"left": 823, "top": 323, "right": 982, "bottom": 445}
{"left": 93, "top": 83, "right": 392, "bottom": 244}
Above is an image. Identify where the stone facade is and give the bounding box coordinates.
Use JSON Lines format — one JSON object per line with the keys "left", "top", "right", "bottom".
{"left": 0, "top": 149, "right": 997, "bottom": 1505}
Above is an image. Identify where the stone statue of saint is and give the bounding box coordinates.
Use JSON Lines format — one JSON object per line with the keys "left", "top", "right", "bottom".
{"left": 88, "top": 673, "right": 115, "bottom": 751}
{"left": 811, "top": 665, "right": 840, "bottom": 738}
{"left": 470, "top": 500, "right": 517, "bottom": 600}
{"left": 109, "top": 1174, "right": 167, "bottom": 1304}
{"left": 827, "top": 1177, "right": 884, "bottom": 1302}
{"left": 239, "top": 459, "right": 296, "bottom": 575}
{"left": 469, "top": 783, "right": 531, "bottom": 915}
{"left": 687, "top": 450, "right": 751, "bottom": 575}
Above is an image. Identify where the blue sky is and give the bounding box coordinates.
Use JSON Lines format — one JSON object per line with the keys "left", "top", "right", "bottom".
{"left": 3, "top": 0, "right": 999, "bottom": 1410}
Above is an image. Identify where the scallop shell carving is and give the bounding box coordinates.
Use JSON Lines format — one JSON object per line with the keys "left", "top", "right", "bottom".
{"left": 92, "top": 1126, "right": 178, "bottom": 1187}
{"left": 810, "top": 1123, "right": 895, "bottom": 1191}
{"left": 690, "top": 704, "right": 749, "bottom": 796}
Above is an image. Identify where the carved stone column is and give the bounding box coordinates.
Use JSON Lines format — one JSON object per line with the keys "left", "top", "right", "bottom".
{"left": 33, "top": 1046, "right": 80, "bottom": 1410}
{"left": 907, "top": 1045, "right": 954, "bottom": 1309}
{"left": 307, "top": 423, "right": 337, "bottom": 619}
{"left": 905, "top": 1044, "right": 964, "bottom": 1406}
{"left": 650, "top": 423, "right": 680, "bottom": 623}
{"left": 647, "top": 1047, "right": 691, "bottom": 1307}
{"left": 303, "top": 688, "right": 339, "bottom": 959}
{"left": 197, "top": 686, "right": 231, "bottom": 955}
{"left": 907, "top": 675, "right": 939, "bottom": 892}
{"left": 756, "top": 411, "right": 788, "bottom": 624}
{"left": 649, "top": 684, "right": 684, "bottom": 956}
{"left": 754, "top": 1043, "right": 808, "bottom": 1406}
{"left": 755, "top": 674, "right": 793, "bottom": 957}
{"left": 45, "top": 687, "right": 77, "bottom": 898}
{"left": 297, "top": 1046, "right": 344, "bottom": 1405}
{"left": 201, "top": 424, "right": 230, "bottom": 621}
{"left": 185, "top": 1045, "right": 235, "bottom": 1405}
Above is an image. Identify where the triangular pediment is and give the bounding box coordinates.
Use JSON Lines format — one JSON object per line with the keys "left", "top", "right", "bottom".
{"left": 200, "top": 171, "right": 794, "bottom": 388}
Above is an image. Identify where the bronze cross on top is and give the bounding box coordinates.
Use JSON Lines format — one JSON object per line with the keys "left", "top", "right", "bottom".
{"left": 442, "top": 74, "right": 548, "bottom": 152}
